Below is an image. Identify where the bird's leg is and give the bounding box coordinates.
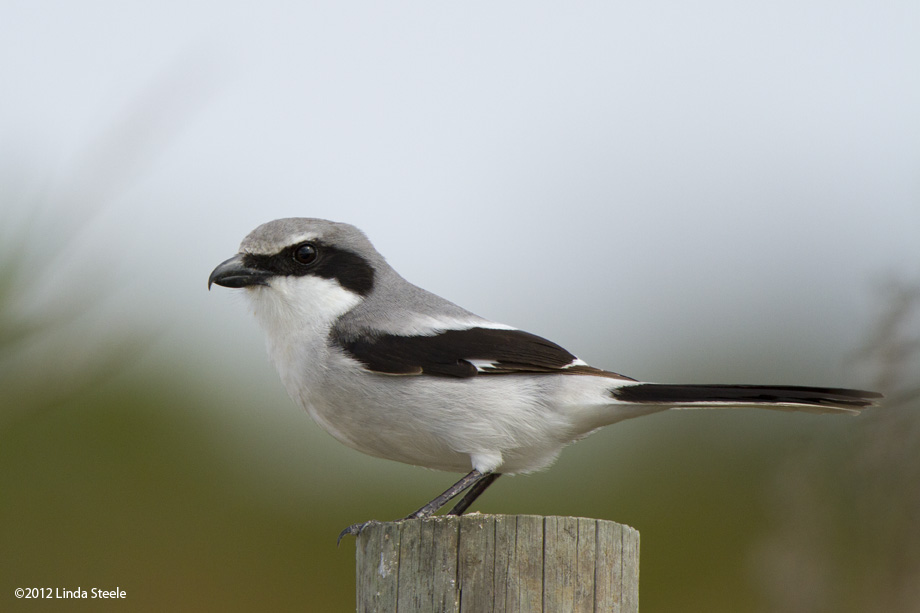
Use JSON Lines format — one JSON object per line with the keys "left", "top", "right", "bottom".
{"left": 404, "top": 469, "right": 490, "bottom": 519}
{"left": 447, "top": 472, "right": 501, "bottom": 515}
{"left": 338, "top": 469, "right": 493, "bottom": 544}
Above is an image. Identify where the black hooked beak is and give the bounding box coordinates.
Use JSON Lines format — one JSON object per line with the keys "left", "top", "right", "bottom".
{"left": 208, "top": 254, "right": 270, "bottom": 289}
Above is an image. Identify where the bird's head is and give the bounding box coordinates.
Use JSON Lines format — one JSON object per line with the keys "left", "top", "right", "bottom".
{"left": 209, "top": 218, "right": 380, "bottom": 330}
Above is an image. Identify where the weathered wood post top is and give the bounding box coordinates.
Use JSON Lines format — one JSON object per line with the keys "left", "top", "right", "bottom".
{"left": 355, "top": 514, "right": 639, "bottom": 613}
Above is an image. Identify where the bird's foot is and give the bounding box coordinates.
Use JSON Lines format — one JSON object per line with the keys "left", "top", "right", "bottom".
{"left": 337, "top": 520, "right": 380, "bottom": 546}
{"left": 337, "top": 470, "right": 497, "bottom": 545}
{"left": 336, "top": 510, "right": 431, "bottom": 546}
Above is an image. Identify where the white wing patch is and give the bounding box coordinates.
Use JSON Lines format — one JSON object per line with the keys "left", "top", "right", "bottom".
{"left": 469, "top": 359, "right": 500, "bottom": 372}
{"left": 472, "top": 357, "right": 586, "bottom": 373}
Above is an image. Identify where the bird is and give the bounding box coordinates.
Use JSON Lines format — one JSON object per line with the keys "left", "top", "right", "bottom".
{"left": 208, "top": 217, "right": 882, "bottom": 540}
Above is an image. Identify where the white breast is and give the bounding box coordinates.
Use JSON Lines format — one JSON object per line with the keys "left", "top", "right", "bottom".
{"left": 244, "top": 275, "right": 361, "bottom": 417}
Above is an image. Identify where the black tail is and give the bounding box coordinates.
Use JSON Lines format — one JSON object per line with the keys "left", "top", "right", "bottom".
{"left": 612, "top": 383, "right": 882, "bottom": 414}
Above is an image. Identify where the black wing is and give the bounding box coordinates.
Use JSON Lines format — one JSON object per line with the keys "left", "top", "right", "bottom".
{"left": 333, "top": 326, "right": 632, "bottom": 379}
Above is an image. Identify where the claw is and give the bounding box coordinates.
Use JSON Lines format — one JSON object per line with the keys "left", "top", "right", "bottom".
{"left": 337, "top": 520, "right": 379, "bottom": 546}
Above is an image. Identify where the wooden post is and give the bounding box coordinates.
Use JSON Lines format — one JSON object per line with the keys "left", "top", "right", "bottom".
{"left": 355, "top": 514, "right": 639, "bottom": 612}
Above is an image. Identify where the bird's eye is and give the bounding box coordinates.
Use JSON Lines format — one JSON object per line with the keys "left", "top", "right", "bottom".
{"left": 293, "top": 243, "right": 318, "bottom": 265}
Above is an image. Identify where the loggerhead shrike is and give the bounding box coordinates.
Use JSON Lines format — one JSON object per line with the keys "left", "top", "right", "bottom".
{"left": 209, "top": 218, "right": 881, "bottom": 538}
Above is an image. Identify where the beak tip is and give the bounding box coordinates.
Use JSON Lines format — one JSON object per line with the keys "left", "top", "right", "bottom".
{"left": 209, "top": 253, "right": 269, "bottom": 289}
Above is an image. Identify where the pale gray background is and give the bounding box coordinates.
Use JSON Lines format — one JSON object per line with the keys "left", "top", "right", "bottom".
{"left": 4, "top": 2, "right": 917, "bottom": 376}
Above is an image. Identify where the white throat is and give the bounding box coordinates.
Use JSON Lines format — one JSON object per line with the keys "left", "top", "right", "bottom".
{"left": 245, "top": 275, "right": 361, "bottom": 393}
{"left": 247, "top": 275, "right": 361, "bottom": 337}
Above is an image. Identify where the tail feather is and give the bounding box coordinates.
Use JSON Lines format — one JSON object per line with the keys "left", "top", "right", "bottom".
{"left": 612, "top": 383, "right": 883, "bottom": 415}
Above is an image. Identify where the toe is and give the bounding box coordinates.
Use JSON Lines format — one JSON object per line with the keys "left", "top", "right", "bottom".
{"left": 337, "top": 520, "right": 378, "bottom": 545}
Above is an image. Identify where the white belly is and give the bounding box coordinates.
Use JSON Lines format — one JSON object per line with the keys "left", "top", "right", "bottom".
{"left": 290, "top": 362, "right": 633, "bottom": 474}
